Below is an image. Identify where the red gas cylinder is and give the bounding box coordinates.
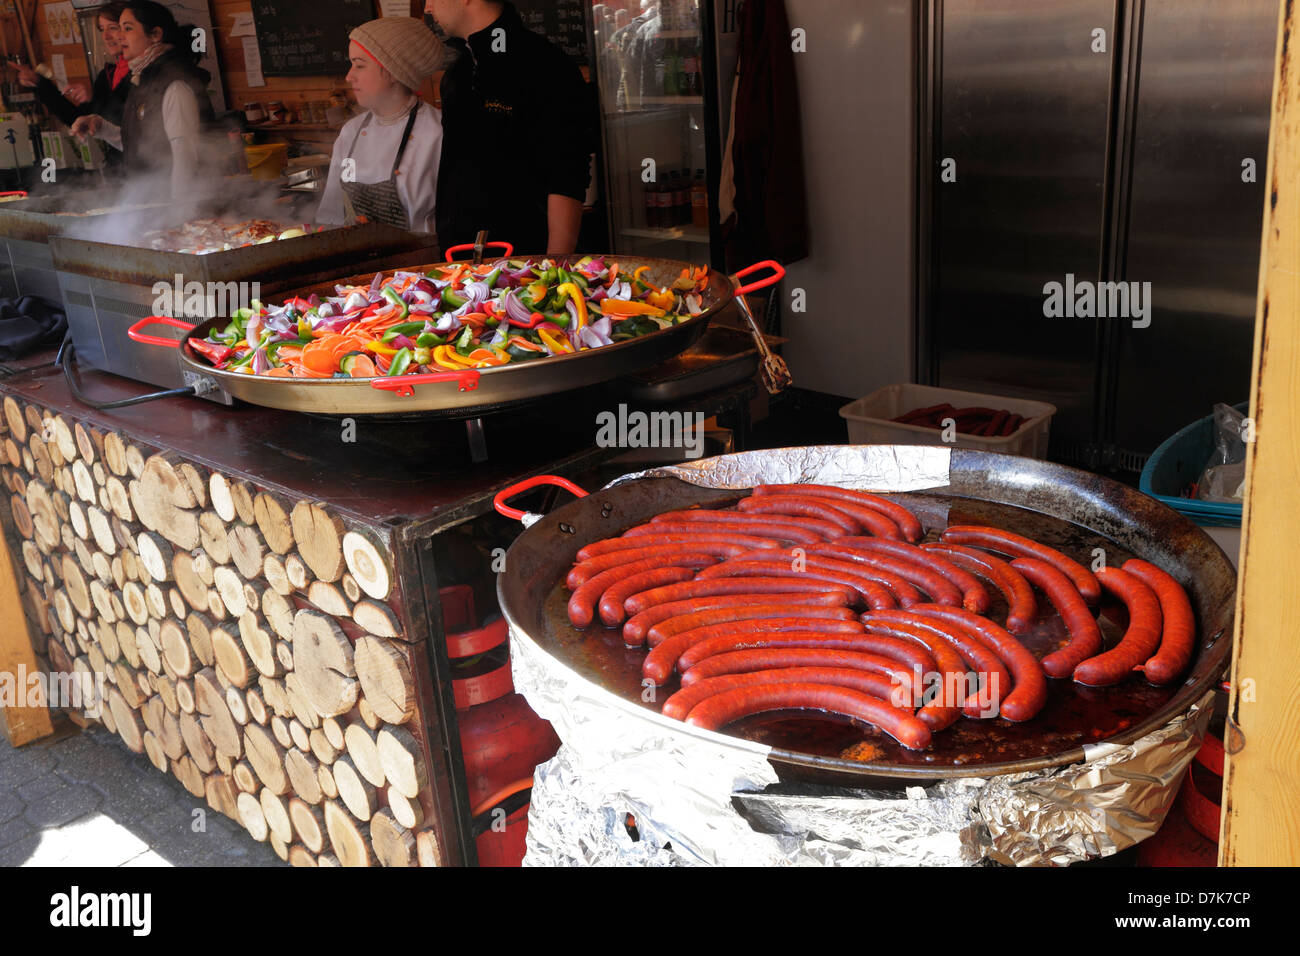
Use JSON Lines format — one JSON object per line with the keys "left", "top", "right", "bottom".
{"left": 1138, "top": 729, "right": 1224, "bottom": 867}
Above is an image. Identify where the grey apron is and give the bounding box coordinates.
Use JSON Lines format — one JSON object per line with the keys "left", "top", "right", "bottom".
{"left": 339, "top": 105, "right": 419, "bottom": 230}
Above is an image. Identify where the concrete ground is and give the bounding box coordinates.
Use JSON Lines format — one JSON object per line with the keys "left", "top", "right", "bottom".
{"left": 0, "top": 723, "right": 282, "bottom": 867}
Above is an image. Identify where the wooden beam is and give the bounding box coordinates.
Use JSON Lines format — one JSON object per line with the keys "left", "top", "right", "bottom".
{"left": 1219, "top": 0, "right": 1300, "bottom": 867}
{"left": 0, "top": 525, "right": 55, "bottom": 746}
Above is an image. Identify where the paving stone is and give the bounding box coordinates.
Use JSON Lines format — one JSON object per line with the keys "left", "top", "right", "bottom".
{"left": 0, "top": 745, "right": 58, "bottom": 785}
{"left": 0, "top": 832, "right": 41, "bottom": 867}
{"left": 17, "top": 772, "right": 64, "bottom": 804}
{"left": 120, "top": 849, "right": 171, "bottom": 867}
{"left": 21, "top": 813, "right": 150, "bottom": 867}
{"left": 0, "top": 789, "right": 23, "bottom": 824}
{"left": 23, "top": 784, "right": 102, "bottom": 829}
{"left": 0, "top": 816, "right": 35, "bottom": 850}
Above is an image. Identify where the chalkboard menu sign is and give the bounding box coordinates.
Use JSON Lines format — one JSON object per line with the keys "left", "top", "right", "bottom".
{"left": 252, "top": 0, "right": 372, "bottom": 76}
{"left": 514, "top": 0, "right": 589, "bottom": 66}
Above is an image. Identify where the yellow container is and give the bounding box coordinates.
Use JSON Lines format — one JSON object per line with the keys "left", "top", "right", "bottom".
{"left": 244, "top": 142, "right": 289, "bottom": 181}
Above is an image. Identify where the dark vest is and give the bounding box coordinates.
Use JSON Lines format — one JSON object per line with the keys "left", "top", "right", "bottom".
{"left": 121, "top": 50, "right": 214, "bottom": 179}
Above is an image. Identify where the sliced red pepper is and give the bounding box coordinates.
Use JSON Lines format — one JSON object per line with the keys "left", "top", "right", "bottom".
{"left": 190, "top": 339, "right": 233, "bottom": 367}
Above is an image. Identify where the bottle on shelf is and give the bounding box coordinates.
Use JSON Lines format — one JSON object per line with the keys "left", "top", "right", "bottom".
{"left": 644, "top": 179, "right": 659, "bottom": 229}
{"left": 691, "top": 168, "right": 709, "bottom": 228}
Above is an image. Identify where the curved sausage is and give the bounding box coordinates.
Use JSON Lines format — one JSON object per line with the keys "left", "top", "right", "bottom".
{"left": 566, "top": 553, "right": 717, "bottom": 629}
{"left": 567, "top": 542, "right": 735, "bottom": 589}
{"left": 834, "top": 537, "right": 990, "bottom": 612}
{"left": 623, "top": 520, "right": 825, "bottom": 546}
{"left": 577, "top": 533, "right": 781, "bottom": 562}
{"left": 642, "top": 621, "right": 866, "bottom": 685}
{"left": 623, "top": 592, "right": 852, "bottom": 646}
{"left": 684, "top": 683, "right": 933, "bottom": 751}
{"left": 645, "top": 604, "right": 857, "bottom": 647}
{"left": 861, "top": 610, "right": 1009, "bottom": 718}
{"left": 674, "top": 630, "right": 924, "bottom": 675}
{"left": 735, "top": 494, "right": 863, "bottom": 535}
{"left": 922, "top": 543, "right": 1037, "bottom": 632}
{"left": 1011, "top": 557, "right": 1103, "bottom": 679}
{"left": 903, "top": 604, "right": 1048, "bottom": 722}
{"left": 725, "top": 549, "right": 924, "bottom": 607}
{"left": 807, "top": 542, "right": 964, "bottom": 607}
{"left": 598, "top": 567, "right": 697, "bottom": 626}
{"left": 680, "top": 647, "right": 911, "bottom": 693}
{"left": 752, "top": 484, "right": 924, "bottom": 542}
{"left": 852, "top": 620, "right": 970, "bottom": 730}
{"left": 694, "top": 559, "right": 897, "bottom": 610}
{"left": 1123, "top": 558, "right": 1196, "bottom": 686}
{"left": 623, "top": 577, "right": 856, "bottom": 617}
{"left": 651, "top": 509, "right": 843, "bottom": 540}
{"left": 744, "top": 494, "right": 902, "bottom": 540}
{"left": 938, "top": 525, "right": 1101, "bottom": 604}
{"left": 1073, "top": 567, "right": 1163, "bottom": 687}
{"left": 662, "top": 668, "right": 903, "bottom": 721}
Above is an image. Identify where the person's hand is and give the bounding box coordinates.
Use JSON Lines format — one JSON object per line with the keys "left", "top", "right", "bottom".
{"left": 10, "top": 63, "right": 39, "bottom": 88}
{"left": 62, "top": 83, "right": 90, "bottom": 105}
{"left": 70, "top": 114, "right": 103, "bottom": 141}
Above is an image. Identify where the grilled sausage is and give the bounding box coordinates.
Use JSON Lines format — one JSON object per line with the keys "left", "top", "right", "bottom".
{"left": 577, "top": 533, "right": 781, "bottom": 562}
{"left": 903, "top": 604, "right": 1048, "bottom": 722}
{"left": 1123, "top": 558, "right": 1196, "bottom": 686}
{"left": 735, "top": 494, "right": 863, "bottom": 535}
{"left": 1073, "top": 567, "right": 1163, "bottom": 687}
{"left": 751, "top": 484, "right": 924, "bottom": 542}
{"left": 623, "top": 520, "right": 825, "bottom": 545}
{"left": 567, "top": 542, "right": 736, "bottom": 589}
{"left": 922, "top": 543, "right": 1037, "bottom": 632}
{"left": 806, "top": 542, "right": 964, "bottom": 607}
{"left": 1011, "top": 557, "right": 1103, "bottom": 679}
{"left": 680, "top": 647, "right": 912, "bottom": 695}
{"left": 694, "top": 559, "right": 897, "bottom": 610}
{"left": 683, "top": 683, "right": 933, "bottom": 750}
{"left": 723, "top": 549, "right": 924, "bottom": 607}
{"left": 642, "top": 621, "right": 866, "bottom": 685}
{"left": 853, "top": 619, "right": 970, "bottom": 730}
{"left": 938, "top": 525, "right": 1101, "bottom": 604}
{"left": 623, "top": 593, "right": 852, "bottom": 647}
{"left": 652, "top": 509, "right": 843, "bottom": 540}
{"left": 597, "top": 567, "right": 698, "bottom": 626}
{"left": 662, "top": 668, "right": 903, "bottom": 721}
{"left": 835, "top": 537, "right": 990, "bottom": 612}
{"left": 645, "top": 604, "right": 858, "bottom": 647}
{"left": 622, "top": 577, "right": 856, "bottom": 617}
{"left": 566, "top": 553, "right": 717, "bottom": 628}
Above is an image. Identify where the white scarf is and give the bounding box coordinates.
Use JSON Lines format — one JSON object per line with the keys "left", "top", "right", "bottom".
{"left": 128, "top": 42, "right": 172, "bottom": 85}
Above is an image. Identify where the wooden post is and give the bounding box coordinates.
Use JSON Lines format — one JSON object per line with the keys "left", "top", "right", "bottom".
{"left": 1219, "top": 0, "right": 1300, "bottom": 867}
{"left": 0, "top": 513, "right": 55, "bottom": 745}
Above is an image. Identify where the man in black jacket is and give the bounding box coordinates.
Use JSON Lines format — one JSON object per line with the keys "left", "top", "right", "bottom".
{"left": 426, "top": 0, "right": 594, "bottom": 254}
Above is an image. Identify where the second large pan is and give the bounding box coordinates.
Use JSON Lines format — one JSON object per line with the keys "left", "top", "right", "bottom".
{"left": 128, "top": 246, "right": 784, "bottom": 418}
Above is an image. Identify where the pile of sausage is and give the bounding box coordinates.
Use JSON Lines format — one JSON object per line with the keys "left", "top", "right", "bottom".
{"left": 892, "top": 404, "right": 1027, "bottom": 437}
{"left": 563, "top": 484, "right": 1197, "bottom": 753}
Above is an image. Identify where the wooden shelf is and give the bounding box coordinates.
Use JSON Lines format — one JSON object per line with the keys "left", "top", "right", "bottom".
{"left": 620, "top": 225, "right": 710, "bottom": 244}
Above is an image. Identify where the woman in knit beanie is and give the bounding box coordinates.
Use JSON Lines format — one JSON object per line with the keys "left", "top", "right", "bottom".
{"left": 317, "top": 18, "right": 446, "bottom": 234}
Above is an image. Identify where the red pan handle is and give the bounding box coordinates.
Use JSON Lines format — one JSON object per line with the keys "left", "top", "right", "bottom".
{"left": 493, "top": 474, "right": 589, "bottom": 522}
{"left": 127, "top": 315, "right": 196, "bottom": 349}
{"left": 732, "top": 259, "right": 786, "bottom": 297}
{"left": 0, "top": 191, "right": 28, "bottom": 200}
{"left": 369, "top": 369, "right": 481, "bottom": 397}
{"left": 444, "top": 241, "right": 515, "bottom": 263}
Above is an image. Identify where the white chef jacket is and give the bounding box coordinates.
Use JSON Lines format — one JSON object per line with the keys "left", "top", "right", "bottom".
{"left": 316, "top": 100, "right": 443, "bottom": 235}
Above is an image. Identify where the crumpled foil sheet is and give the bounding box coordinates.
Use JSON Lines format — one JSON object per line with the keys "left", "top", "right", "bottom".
{"left": 512, "top": 445, "right": 1213, "bottom": 866}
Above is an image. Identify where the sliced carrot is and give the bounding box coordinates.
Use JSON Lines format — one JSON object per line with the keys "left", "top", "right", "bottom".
{"left": 347, "top": 354, "right": 378, "bottom": 377}
{"left": 263, "top": 366, "right": 294, "bottom": 377}
{"left": 291, "top": 364, "right": 333, "bottom": 378}
{"left": 301, "top": 342, "right": 338, "bottom": 374}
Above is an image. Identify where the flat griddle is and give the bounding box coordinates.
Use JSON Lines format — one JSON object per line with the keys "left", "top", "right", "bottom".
{"left": 496, "top": 448, "right": 1236, "bottom": 787}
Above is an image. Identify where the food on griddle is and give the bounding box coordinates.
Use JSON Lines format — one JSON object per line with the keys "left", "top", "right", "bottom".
{"left": 142, "top": 218, "right": 313, "bottom": 254}
{"left": 892, "top": 403, "right": 1026, "bottom": 437}
{"left": 557, "top": 483, "right": 1197, "bottom": 753}
{"left": 191, "top": 259, "right": 711, "bottom": 378}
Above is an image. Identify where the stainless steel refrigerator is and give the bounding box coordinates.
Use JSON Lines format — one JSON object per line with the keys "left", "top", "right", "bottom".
{"left": 917, "top": 0, "right": 1278, "bottom": 471}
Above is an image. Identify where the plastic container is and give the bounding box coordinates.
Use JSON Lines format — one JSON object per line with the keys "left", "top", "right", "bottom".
{"left": 244, "top": 142, "right": 288, "bottom": 181}
{"left": 1139, "top": 403, "right": 1246, "bottom": 528}
{"left": 840, "top": 383, "right": 1057, "bottom": 458}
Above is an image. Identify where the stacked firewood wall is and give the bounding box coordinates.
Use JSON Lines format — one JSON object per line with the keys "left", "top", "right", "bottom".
{"left": 0, "top": 394, "right": 443, "bottom": 867}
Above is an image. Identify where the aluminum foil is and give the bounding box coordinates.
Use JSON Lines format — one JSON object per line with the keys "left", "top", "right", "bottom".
{"left": 511, "top": 445, "right": 1212, "bottom": 866}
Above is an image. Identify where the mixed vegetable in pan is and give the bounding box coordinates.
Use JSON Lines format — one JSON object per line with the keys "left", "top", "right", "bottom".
{"left": 189, "top": 257, "right": 712, "bottom": 378}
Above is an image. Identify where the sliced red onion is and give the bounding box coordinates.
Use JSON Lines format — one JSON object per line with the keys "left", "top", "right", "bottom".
{"left": 245, "top": 314, "right": 263, "bottom": 350}
{"left": 367, "top": 272, "right": 383, "bottom": 298}
{"left": 389, "top": 333, "right": 416, "bottom": 350}
{"left": 590, "top": 315, "right": 612, "bottom": 340}
{"left": 684, "top": 293, "right": 702, "bottom": 314}
{"left": 251, "top": 348, "right": 269, "bottom": 375}
{"left": 486, "top": 325, "right": 509, "bottom": 349}
{"left": 463, "top": 280, "right": 489, "bottom": 304}
{"left": 564, "top": 298, "right": 579, "bottom": 325}
{"left": 578, "top": 325, "right": 610, "bottom": 349}
{"left": 590, "top": 286, "right": 608, "bottom": 302}
{"left": 503, "top": 289, "right": 533, "bottom": 323}
{"left": 316, "top": 301, "right": 335, "bottom": 318}
{"left": 434, "top": 313, "right": 462, "bottom": 333}
{"left": 342, "top": 291, "right": 368, "bottom": 314}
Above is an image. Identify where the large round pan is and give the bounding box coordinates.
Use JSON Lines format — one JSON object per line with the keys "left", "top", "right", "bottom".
{"left": 493, "top": 447, "right": 1236, "bottom": 788}
{"left": 127, "top": 245, "right": 784, "bottom": 418}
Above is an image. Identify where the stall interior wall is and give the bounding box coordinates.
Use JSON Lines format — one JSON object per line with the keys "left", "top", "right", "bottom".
{"left": 920, "top": 0, "right": 1277, "bottom": 471}
{"left": 780, "top": 0, "right": 916, "bottom": 400}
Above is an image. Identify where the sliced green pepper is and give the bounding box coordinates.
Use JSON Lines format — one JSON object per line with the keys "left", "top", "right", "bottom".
{"left": 441, "top": 289, "right": 467, "bottom": 309}
{"left": 386, "top": 348, "right": 412, "bottom": 377}
{"left": 415, "top": 331, "right": 445, "bottom": 348}
{"left": 381, "top": 286, "right": 409, "bottom": 319}
{"left": 454, "top": 326, "right": 474, "bottom": 350}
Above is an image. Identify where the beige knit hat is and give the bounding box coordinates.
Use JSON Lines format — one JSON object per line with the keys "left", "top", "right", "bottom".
{"left": 349, "top": 18, "right": 443, "bottom": 93}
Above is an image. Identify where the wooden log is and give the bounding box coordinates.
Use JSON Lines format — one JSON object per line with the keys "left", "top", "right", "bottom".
{"left": 73, "top": 422, "right": 96, "bottom": 464}
{"left": 260, "top": 788, "right": 293, "bottom": 844}
{"left": 135, "top": 532, "right": 173, "bottom": 583}
{"left": 344, "top": 723, "right": 386, "bottom": 787}
{"left": 211, "top": 621, "right": 252, "bottom": 688}
{"left": 243, "top": 722, "right": 290, "bottom": 795}
{"left": 342, "top": 530, "right": 392, "bottom": 600}
{"left": 355, "top": 636, "right": 416, "bottom": 725}
{"left": 289, "top": 719, "right": 311, "bottom": 753}
{"left": 173, "top": 551, "right": 209, "bottom": 612}
{"left": 288, "top": 845, "right": 317, "bottom": 867}
{"left": 176, "top": 678, "right": 195, "bottom": 714}
{"left": 86, "top": 507, "right": 116, "bottom": 557}
{"left": 309, "top": 728, "right": 338, "bottom": 765}
{"left": 70, "top": 459, "right": 94, "bottom": 503}
{"left": 387, "top": 788, "right": 425, "bottom": 831}
{"left": 168, "top": 587, "right": 186, "bottom": 620}
{"left": 332, "top": 755, "right": 377, "bottom": 822}
{"left": 341, "top": 573, "right": 361, "bottom": 604}
{"left": 307, "top": 580, "right": 349, "bottom": 617}
{"left": 3, "top": 396, "right": 27, "bottom": 442}
{"left": 174, "top": 755, "right": 206, "bottom": 798}
{"left": 122, "top": 582, "right": 149, "bottom": 627}
{"left": 416, "top": 830, "right": 441, "bottom": 868}
{"left": 191, "top": 551, "right": 215, "bottom": 588}
{"left": 275, "top": 641, "right": 293, "bottom": 673}
{"left": 324, "top": 800, "right": 371, "bottom": 866}
{"left": 206, "top": 590, "right": 227, "bottom": 622}
{"left": 377, "top": 726, "right": 428, "bottom": 800}
{"left": 284, "top": 552, "right": 309, "bottom": 591}
{"left": 263, "top": 553, "right": 291, "bottom": 596}
{"left": 357, "top": 697, "right": 380, "bottom": 731}
{"left": 29, "top": 433, "right": 53, "bottom": 483}
{"left": 225, "top": 685, "right": 249, "bottom": 726}
{"left": 107, "top": 687, "right": 143, "bottom": 753}
{"left": 144, "top": 583, "right": 167, "bottom": 620}
{"left": 198, "top": 511, "right": 231, "bottom": 565}
{"left": 259, "top": 676, "right": 292, "bottom": 718}
{"left": 208, "top": 472, "right": 236, "bottom": 522}
{"left": 236, "top": 791, "right": 269, "bottom": 842}
{"left": 102, "top": 432, "right": 128, "bottom": 476}
{"left": 254, "top": 493, "right": 295, "bottom": 557}
{"left": 185, "top": 611, "right": 215, "bottom": 667}
{"left": 227, "top": 523, "right": 264, "bottom": 580}
{"left": 271, "top": 715, "right": 293, "bottom": 749}
{"left": 104, "top": 476, "right": 133, "bottom": 523}
{"left": 143, "top": 731, "right": 168, "bottom": 772}
{"left": 290, "top": 501, "right": 345, "bottom": 582}
{"left": 238, "top": 611, "right": 280, "bottom": 678}
{"left": 129, "top": 455, "right": 200, "bottom": 550}
{"left": 205, "top": 774, "right": 239, "bottom": 821}
{"left": 352, "top": 600, "right": 402, "bottom": 640}
{"left": 370, "top": 809, "right": 415, "bottom": 867}
{"left": 233, "top": 761, "right": 260, "bottom": 794}
{"left": 291, "top": 609, "right": 358, "bottom": 718}
{"left": 317, "top": 762, "right": 339, "bottom": 800}
{"left": 178, "top": 463, "right": 207, "bottom": 509}
{"left": 178, "top": 709, "right": 216, "bottom": 773}
{"left": 194, "top": 667, "right": 242, "bottom": 759}
{"left": 318, "top": 853, "right": 340, "bottom": 867}
{"left": 153, "top": 672, "right": 179, "bottom": 714}
{"left": 159, "top": 620, "right": 192, "bottom": 677}
{"left": 261, "top": 589, "right": 294, "bottom": 641}
{"left": 285, "top": 748, "right": 323, "bottom": 804}
{"left": 230, "top": 479, "right": 256, "bottom": 526}
{"left": 282, "top": 672, "right": 321, "bottom": 730}
{"left": 289, "top": 798, "right": 326, "bottom": 852}
{"left": 245, "top": 685, "right": 268, "bottom": 725}
{"left": 26, "top": 479, "right": 59, "bottom": 552}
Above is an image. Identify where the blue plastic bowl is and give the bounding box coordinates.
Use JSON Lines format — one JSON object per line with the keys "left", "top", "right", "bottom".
{"left": 1139, "top": 402, "right": 1247, "bottom": 528}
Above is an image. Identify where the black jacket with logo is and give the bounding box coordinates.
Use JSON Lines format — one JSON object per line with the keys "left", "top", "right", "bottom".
{"left": 436, "top": 2, "right": 594, "bottom": 253}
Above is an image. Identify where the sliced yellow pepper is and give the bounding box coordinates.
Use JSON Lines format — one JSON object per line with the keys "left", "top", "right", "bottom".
{"left": 432, "top": 345, "right": 476, "bottom": 369}
{"left": 556, "top": 282, "right": 588, "bottom": 329}
{"left": 538, "top": 328, "right": 574, "bottom": 354}
{"left": 633, "top": 266, "right": 651, "bottom": 284}
{"left": 646, "top": 288, "right": 676, "bottom": 311}
{"left": 599, "top": 298, "right": 667, "bottom": 317}
{"left": 364, "top": 340, "right": 399, "bottom": 356}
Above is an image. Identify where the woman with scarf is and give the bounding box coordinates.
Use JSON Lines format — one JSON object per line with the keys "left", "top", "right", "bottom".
{"left": 316, "top": 18, "right": 445, "bottom": 234}
{"left": 71, "top": 1, "right": 214, "bottom": 199}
